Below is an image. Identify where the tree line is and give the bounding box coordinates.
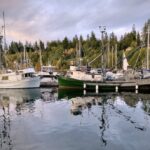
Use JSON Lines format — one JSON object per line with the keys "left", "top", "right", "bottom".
{"left": 4, "top": 19, "right": 150, "bottom": 71}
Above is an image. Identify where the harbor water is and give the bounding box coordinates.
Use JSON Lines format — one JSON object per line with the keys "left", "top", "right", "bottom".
{"left": 0, "top": 88, "right": 150, "bottom": 150}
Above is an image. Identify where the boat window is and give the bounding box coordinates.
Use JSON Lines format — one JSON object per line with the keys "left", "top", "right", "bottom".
{"left": 25, "top": 73, "right": 30, "bottom": 77}
{"left": 2, "top": 76, "right": 8, "bottom": 80}
{"left": 24, "top": 73, "right": 35, "bottom": 77}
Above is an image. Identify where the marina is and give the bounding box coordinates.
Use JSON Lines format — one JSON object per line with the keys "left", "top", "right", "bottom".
{"left": 0, "top": 1, "right": 150, "bottom": 149}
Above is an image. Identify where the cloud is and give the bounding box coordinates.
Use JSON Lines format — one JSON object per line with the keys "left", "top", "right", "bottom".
{"left": 0, "top": 0, "right": 149, "bottom": 43}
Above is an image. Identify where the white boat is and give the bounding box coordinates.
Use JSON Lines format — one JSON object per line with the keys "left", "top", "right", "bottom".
{"left": 38, "top": 65, "right": 59, "bottom": 87}
{"left": 0, "top": 68, "right": 40, "bottom": 88}
{"left": 38, "top": 65, "right": 59, "bottom": 76}
{"left": 0, "top": 23, "right": 40, "bottom": 89}
{"left": 67, "top": 65, "right": 103, "bottom": 81}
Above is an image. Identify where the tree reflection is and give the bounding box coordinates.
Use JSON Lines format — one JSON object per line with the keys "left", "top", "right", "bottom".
{"left": 108, "top": 94, "right": 146, "bottom": 131}
{"left": 70, "top": 93, "right": 150, "bottom": 146}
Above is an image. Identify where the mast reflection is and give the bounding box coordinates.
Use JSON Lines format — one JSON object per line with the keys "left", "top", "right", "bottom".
{"left": 70, "top": 96, "right": 109, "bottom": 146}
{"left": 0, "top": 96, "right": 13, "bottom": 150}
{"left": 69, "top": 93, "right": 150, "bottom": 146}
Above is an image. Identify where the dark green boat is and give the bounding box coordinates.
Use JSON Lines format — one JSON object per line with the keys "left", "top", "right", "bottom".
{"left": 58, "top": 76, "right": 84, "bottom": 89}
{"left": 58, "top": 75, "right": 137, "bottom": 92}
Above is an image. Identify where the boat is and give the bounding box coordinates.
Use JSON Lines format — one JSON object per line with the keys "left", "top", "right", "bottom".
{"left": 37, "top": 47, "right": 59, "bottom": 87}
{"left": 58, "top": 39, "right": 103, "bottom": 89}
{"left": 0, "top": 21, "right": 40, "bottom": 89}
{"left": 58, "top": 65, "right": 103, "bottom": 89}
{"left": 38, "top": 65, "right": 59, "bottom": 87}
{"left": 58, "top": 26, "right": 150, "bottom": 91}
{"left": 0, "top": 68, "right": 40, "bottom": 88}
{"left": 38, "top": 65, "right": 59, "bottom": 76}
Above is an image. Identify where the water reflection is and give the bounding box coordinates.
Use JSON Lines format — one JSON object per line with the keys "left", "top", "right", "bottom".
{"left": 69, "top": 92, "right": 150, "bottom": 147}
{"left": 0, "top": 88, "right": 57, "bottom": 150}
{"left": 1, "top": 89, "right": 150, "bottom": 150}
{"left": 0, "top": 96, "right": 12, "bottom": 150}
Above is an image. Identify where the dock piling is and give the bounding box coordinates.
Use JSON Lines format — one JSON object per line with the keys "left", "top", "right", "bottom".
{"left": 135, "top": 84, "right": 138, "bottom": 93}
{"left": 115, "top": 86, "right": 118, "bottom": 92}
{"left": 83, "top": 83, "right": 86, "bottom": 89}
{"left": 96, "top": 85, "right": 99, "bottom": 93}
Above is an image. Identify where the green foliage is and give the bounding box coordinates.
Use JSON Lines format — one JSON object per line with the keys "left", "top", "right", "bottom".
{"left": 3, "top": 19, "right": 150, "bottom": 70}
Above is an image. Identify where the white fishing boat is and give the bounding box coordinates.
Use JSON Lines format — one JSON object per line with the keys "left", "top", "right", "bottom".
{"left": 0, "top": 68, "right": 40, "bottom": 88}
{"left": 0, "top": 18, "right": 40, "bottom": 89}
{"left": 38, "top": 65, "right": 59, "bottom": 87}
{"left": 38, "top": 65, "right": 59, "bottom": 76}
{"left": 67, "top": 65, "right": 103, "bottom": 81}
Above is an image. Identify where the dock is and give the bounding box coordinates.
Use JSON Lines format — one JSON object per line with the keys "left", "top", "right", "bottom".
{"left": 83, "top": 78, "right": 150, "bottom": 94}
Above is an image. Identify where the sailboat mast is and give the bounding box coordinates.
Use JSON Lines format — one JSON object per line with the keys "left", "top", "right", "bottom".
{"left": 0, "top": 35, "right": 3, "bottom": 69}
{"left": 115, "top": 44, "right": 117, "bottom": 70}
{"left": 79, "top": 39, "right": 82, "bottom": 66}
{"left": 39, "top": 44, "right": 42, "bottom": 70}
{"left": 2, "top": 11, "right": 6, "bottom": 52}
{"left": 111, "top": 46, "right": 114, "bottom": 68}
{"left": 147, "top": 24, "right": 150, "bottom": 70}
{"left": 107, "top": 38, "right": 110, "bottom": 68}
{"left": 75, "top": 42, "right": 78, "bottom": 66}
{"left": 99, "top": 26, "right": 106, "bottom": 72}
{"left": 23, "top": 46, "right": 26, "bottom": 68}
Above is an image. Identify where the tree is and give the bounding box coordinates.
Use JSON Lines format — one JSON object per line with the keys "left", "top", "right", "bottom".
{"left": 62, "top": 37, "right": 69, "bottom": 49}
{"left": 142, "top": 19, "right": 150, "bottom": 45}
{"left": 136, "top": 32, "right": 141, "bottom": 46}
{"left": 39, "top": 40, "right": 45, "bottom": 50}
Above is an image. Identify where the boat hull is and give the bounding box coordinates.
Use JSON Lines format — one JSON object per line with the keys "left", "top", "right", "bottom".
{"left": 58, "top": 76, "right": 150, "bottom": 92}
{"left": 0, "top": 76, "right": 40, "bottom": 89}
{"left": 58, "top": 76, "right": 83, "bottom": 89}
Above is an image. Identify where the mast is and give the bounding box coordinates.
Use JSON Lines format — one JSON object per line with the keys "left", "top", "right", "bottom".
{"left": 75, "top": 42, "right": 78, "bottom": 66}
{"left": 2, "top": 11, "right": 6, "bottom": 52}
{"left": 39, "top": 43, "right": 42, "bottom": 70}
{"left": 115, "top": 44, "right": 117, "bottom": 70}
{"left": 23, "top": 46, "right": 26, "bottom": 68}
{"left": 99, "top": 26, "right": 106, "bottom": 73}
{"left": 0, "top": 35, "right": 3, "bottom": 69}
{"left": 111, "top": 46, "right": 114, "bottom": 68}
{"left": 107, "top": 38, "right": 110, "bottom": 68}
{"left": 79, "top": 38, "right": 82, "bottom": 66}
{"left": 147, "top": 24, "right": 150, "bottom": 70}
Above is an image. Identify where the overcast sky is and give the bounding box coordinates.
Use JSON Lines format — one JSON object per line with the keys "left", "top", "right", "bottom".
{"left": 0, "top": 0, "right": 150, "bottom": 44}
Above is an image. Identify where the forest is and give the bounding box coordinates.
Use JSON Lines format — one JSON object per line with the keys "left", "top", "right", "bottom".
{"left": 3, "top": 19, "right": 150, "bottom": 71}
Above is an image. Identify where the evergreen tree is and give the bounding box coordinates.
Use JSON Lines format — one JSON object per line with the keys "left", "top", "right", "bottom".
{"left": 142, "top": 19, "right": 150, "bottom": 45}
{"left": 39, "top": 40, "right": 45, "bottom": 50}
{"left": 62, "top": 37, "right": 69, "bottom": 49}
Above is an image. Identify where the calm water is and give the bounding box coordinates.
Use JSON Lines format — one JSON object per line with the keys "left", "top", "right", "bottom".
{"left": 0, "top": 88, "right": 150, "bottom": 150}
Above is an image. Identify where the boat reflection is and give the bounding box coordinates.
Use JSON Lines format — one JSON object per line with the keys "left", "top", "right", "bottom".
{"left": 70, "top": 95, "right": 108, "bottom": 146}
{"left": 0, "top": 88, "right": 58, "bottom": 150}
{"left": 69, "top": 93, "right": 150, "bottom": 146}
{"left": 0, "top": 96, "right": 12, "bottom": 150}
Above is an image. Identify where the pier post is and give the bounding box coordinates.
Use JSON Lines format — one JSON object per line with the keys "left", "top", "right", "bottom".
{"left": 115, "top": 86, "right": 118, "bottom": 92}
{"left": 135, "top": 84, "right": 138, "bottom": 93}
{"left": 83, "top": 83, "right": 86, "bottom": 89}
{"left": 96, "top": 85, "right": 99, "bottom": 94}
{"left": 83, "top": 83, "right": 86, "bottom": 95}
{"left": 83, "top": 90, "right": 86, "bottom": 95}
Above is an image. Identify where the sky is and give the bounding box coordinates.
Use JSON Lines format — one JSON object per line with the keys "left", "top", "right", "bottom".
{"left": 0, "top": 0, "right": 150, "bottom": 44}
